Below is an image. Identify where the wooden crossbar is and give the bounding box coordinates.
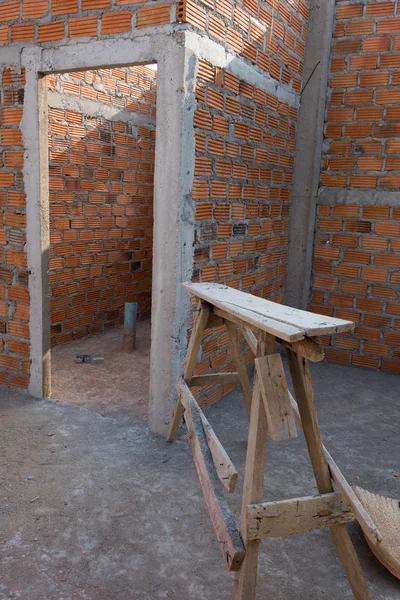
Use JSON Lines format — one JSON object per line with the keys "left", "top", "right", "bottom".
{"left": 247, "top": 492, "right": 354, "bottom": 540}
{"left": 167, "top": 284, "right": 375, "bottom": 600}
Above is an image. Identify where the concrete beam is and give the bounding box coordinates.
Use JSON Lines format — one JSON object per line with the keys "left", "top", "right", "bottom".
{"left": 285, "top": 0, "right": 336, "bottom": 310}
{"left": 318, "top": 187, "right": 400, "bottom": 207}
{"left": 47, "top": 90, "right": 156, "bottom": 127}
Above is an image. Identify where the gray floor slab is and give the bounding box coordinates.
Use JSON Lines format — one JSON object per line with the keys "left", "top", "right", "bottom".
{"left": 0, "top": 361, "right": 399, "bottom": 599}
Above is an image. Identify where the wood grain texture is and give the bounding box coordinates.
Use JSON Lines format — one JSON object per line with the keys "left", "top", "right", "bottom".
{"left": 183, "top": 282, "right": 355, "bottom": 337}
{"left": 255, "top": 353, "right": 298, "bottom": 441}
{"left": 177, "top": 379, "right": 245, "bottom": 570}
{"left": 247, "top": 492, "right": 354, "bottom": 540}
{"left": 225, "top": 320, "right": 252, "bottom": 419}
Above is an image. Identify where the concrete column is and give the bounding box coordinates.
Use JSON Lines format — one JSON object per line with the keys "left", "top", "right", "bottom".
{"left": 285, "top": 0, "right": 336, "bottom": 310}
{"left": 147, "top": 37, "right": 197, "bottom": 435}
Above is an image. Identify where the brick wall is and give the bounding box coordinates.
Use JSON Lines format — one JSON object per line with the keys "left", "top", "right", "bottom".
{"left": 191, "top": 59, "right": 297, "bottom": 407}
{"left": 0, "top": 66, "right": 30, "bottom": 388}
{"left": 0, "top": 1, "right": 176, "bottom": 45}
{"left": 177, "top": 0, "right": 309, "bottom": 95}
{"left": 48, "top": 66, "right": 156, "bottom": 346}
{"left": 311, "top": 0, "right": 400, "bottom": 374}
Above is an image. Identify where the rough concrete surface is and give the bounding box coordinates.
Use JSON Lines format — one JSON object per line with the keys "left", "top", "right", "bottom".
{"left": 1, "top": 361, "right": 399, "bottom": 599}
{"left": 51, "top": 322, "right": 151, "bottom": 420}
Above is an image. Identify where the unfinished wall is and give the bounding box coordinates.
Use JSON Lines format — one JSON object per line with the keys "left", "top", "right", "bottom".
{"left": 178, "top": 0, "right": 308, "bottom": 95}
{"left": 0, "top": 66, "right": 30, "bottom": 389}
{"left": 311, "top": 0, "right": 400, "bottom": 373}
{"left": 191, "top": 59, "right": 297, "bottom": 407}
{"left": 48, "top": 66, "right": 156, "bottom": 347}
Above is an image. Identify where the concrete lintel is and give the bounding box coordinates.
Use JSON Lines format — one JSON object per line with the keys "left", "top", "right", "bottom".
{"left": 285, "top": 0, "right": 336, "bottom": 310}
{"left": 35, "top": 32, "right": 184, "bottom": 74}
{"left": 185, "top": 31, "right": 300, "bottom": 108}
{"left": 47, "top": 90, "right": 156, "bottom": 127}
{"left": 318, "top": 187, "right": 400, "bottom": 207}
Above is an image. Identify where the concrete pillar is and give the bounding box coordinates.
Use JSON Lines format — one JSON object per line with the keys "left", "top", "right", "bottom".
{"left": 285, "top": 0, "right": 336, "bottom": 310}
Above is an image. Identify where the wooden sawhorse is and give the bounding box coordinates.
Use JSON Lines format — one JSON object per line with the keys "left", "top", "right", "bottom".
{"left": 168, "top": 282, "right": 381, "bottom": 599}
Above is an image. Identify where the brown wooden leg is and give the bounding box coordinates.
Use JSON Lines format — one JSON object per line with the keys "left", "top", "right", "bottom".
{"left": 287, "top": 349, "right": 373, "bottom": 600}
{"left": 225, "top": 320, "right": 253, "bottom": 419}
{"left": 232, "top": 332, "right": 275, "bottom": 600}
{"left": 167, "top": 301, "right": 210, "bottom": 441}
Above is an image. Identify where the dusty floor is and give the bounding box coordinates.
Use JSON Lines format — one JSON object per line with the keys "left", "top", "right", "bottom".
{"left": 1, "top": 361, "right": 400, "bottom": 600}
{"left": 51, "top": 321, "right": 151, "bottom": 420}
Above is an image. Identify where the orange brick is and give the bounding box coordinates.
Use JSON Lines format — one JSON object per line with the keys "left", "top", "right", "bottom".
{"left": 349, "top": 54, "right": 377, "bottom": 70}
{"left": 69, "top": 16, "right": 98, "bottom": 37}
{"left": 137, "top": 3, "right": 171, "bottom": 28}
{"left": 377, "top": 17, "right": 400, "bottom": 33}
{"left": 38, "top": 21, "right": 65, "bottom": 42}
{"left": 362, "top": 206, "right": 390, "bottom": 219}
{"left": 357, "top": 156, "right": 383, "bottom": 170}
{"left": 11, "top": 23, "right": 35, "bottom": 41}
{"left": 361, "top": 267, "right": 388, "bottom": 282}
{"left": 52, "top": 0, "right": 78, "bottom": 14}
{"left": 330, "top": 73, "right": 358, "bottom": 88}
{"left": 0, "top": 0, "right": 20, "bottom": 21}
{"left": 23, "top": 0, "right": 48, "bottom": 17}
{"left": 346, "top": 19, "right": 374, "bottom": 35}
{"left": 363, "top": 36, "right": 390, "bottom": 52}
{"left": 337, "top": 3, "right": 363, "bottom": 18}
{"left": 344, "top": 250, "right": 370, "bottom": 264}
{"left": 352, "top": 355, "right": 380, "bottom": 369}
{"left": 326, "top": 107, "right": 354, "bottom": 123}
{"left": 360, "top": 72, "right": 389, "bottom": 87}
{"left": 332, "top": 205, "right": 359, "bottom": 217}
{"left": 82, "top": 0, "right": 111, "bottom": 7}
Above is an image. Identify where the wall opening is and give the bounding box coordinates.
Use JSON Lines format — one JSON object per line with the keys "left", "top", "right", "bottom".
{"left": 45, "top": 63, "right": 157, "bottom": 419}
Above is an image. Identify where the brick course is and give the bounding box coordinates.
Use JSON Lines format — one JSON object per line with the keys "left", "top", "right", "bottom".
{"left": 177, "top": 0, "right": 309, "bottom": 94}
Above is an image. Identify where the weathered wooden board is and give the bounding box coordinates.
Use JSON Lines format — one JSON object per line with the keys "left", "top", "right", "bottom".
{"left": 183, "top": 282, "right": 355, "bottom": 337}
{"left": 178, "top": 379, "right": 238, "bottom": 494}
{"left": 178, "top": 379, "right": 244, "bottom": 570}
{"left": 247, "top": 492, "right": 354, "bottom": 540}
{"left": 255, "top": 353, "right": 297, "bottom": 441}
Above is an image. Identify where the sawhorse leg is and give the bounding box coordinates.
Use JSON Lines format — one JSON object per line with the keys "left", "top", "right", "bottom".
{"left": 232, "top": 332, "right": 275, "bottom": 600}
{"left": 287, "top": 349, "right": 373, "bottom": 600}
{"left": 167, "top": 301, "right": 210, "bottom": 441}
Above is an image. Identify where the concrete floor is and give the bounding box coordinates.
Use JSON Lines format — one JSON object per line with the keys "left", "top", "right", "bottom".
{"left": 51, "top": 321, "right": 151, "bottom": 420}
{"left": 1, "top": 361, "right": 399, "bottom": 599}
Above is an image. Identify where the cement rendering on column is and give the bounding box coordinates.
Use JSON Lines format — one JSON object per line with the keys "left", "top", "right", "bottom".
{"left": 1, "top": 362, "right": 399, "bottom": 599}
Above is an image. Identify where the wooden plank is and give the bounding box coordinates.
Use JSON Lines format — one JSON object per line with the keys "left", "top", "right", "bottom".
{"left": 247, "top": 492, "right": 354, "bottom": 540}
{"left": 183, "top": 301, "right": 210, "bottom": 385}
{"left": 178, "top": 379, "right": 238, "bottom": 494}
{"left": 232, "top": 331, "right": 275, "bottom": 600}
{"left": 225, "top": 320, "right": 252, "bottom": 419}
{"left": 287, "top": 390, "right": 382, "bottom": 545}
{"left": 167, "top": 302, "right": 210, "bottom": 442}
{"left": 286, "top": 350, "right": 373, "bottom": 600}
{"left": 177, "top": 379, "right": 245, "bottom": 570}
{"left": 211, "top": 302, "right": 304, "bottom": 343}
{"left": 207, "top": 312, "right": 225, "bottom": 328}
{"left": 183, "top": 282, "right": 355, "bottom": 336}
{"left": 255, "top": 353, "right": 297, "bottom": 441}
{"left": 190, "top": 373, "right": 239, "bottom": 387}
{"left": 279, "top": 337, "right": 325, "bottom": 362}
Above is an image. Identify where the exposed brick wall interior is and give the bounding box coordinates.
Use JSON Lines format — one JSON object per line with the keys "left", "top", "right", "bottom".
{"left": 311, "top": 0, "right": 400, "bottom": 373}
{"left": 177, "top": 0, "right": 309, "bottom": 95}
{"left": 0, "top": 66, "right": 30, "bottom": 389}
{"left": 0, "top": 0, "right": 176, "bottom": 45}
{"left": 48, "top": 66, "right": 156, "bottom": 347}
{"left": 191, "top": 59, "right": 297, "bottom": 407}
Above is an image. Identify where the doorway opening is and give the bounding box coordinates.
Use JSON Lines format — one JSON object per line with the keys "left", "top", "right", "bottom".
{"left": 46, "top": 64, "right": 157, "bottom": 420}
